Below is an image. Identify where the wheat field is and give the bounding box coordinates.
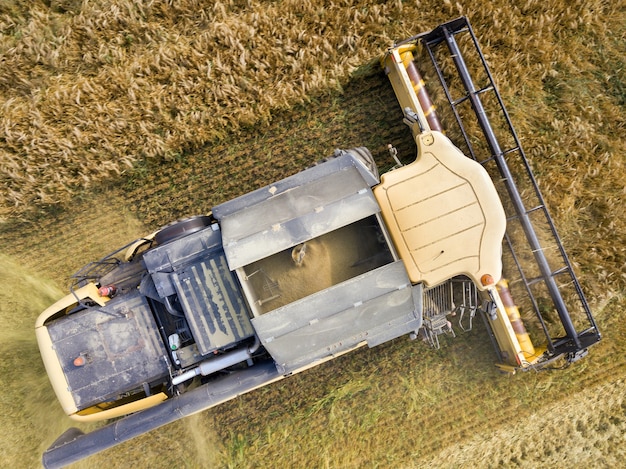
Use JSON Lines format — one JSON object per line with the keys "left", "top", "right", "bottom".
{"left": 1, "top": 0, "right": 625, "bottom": 468}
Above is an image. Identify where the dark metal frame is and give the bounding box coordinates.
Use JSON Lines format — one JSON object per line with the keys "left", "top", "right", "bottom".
{"left": 415, "top": 17, "right": 600, "bottom": 363}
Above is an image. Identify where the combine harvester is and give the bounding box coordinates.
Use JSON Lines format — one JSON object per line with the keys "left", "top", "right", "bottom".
{"left": 36, "top": 17, "right": 600, "bottom": 468}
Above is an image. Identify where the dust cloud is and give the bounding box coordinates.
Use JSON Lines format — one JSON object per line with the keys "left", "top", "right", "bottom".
{"left": 0, "top": 254, "right": 72, "bottom": 467}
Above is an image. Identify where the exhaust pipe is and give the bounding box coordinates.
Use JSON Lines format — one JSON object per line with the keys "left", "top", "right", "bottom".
{"left": 172, "top": 336, "right": 261, "bottom": 386}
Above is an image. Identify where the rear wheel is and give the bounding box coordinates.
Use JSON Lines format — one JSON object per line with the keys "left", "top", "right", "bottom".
{"left": 155, "top": 215, "right": 214, "bottom": 245}
{"left": 345, "top": 147, "right": 379, "bottom": 181}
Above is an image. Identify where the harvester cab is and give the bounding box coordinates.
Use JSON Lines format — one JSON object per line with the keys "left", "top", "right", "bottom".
{"left": 381, "top": 17, "right": 601, "bottom": 372}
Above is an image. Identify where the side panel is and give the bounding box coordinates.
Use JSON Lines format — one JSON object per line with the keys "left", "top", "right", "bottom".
{"left": 217, "top": 165, "right": 381, "bottom": 270}
{"left": 212, "top": 152, "right": 380, "bottom": 220}
{"left": 252, "top": 261, "right": 421, "bottom": 373}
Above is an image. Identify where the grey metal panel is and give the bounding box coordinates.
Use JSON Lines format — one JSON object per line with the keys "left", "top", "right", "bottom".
{"left": 149, "top": 271, "right": 176, "bottom": 298}
{"left": 365, "top": 283, "right": 424, "bottom": 347}
{"left": 263, "top": 289, "right": 415, "bottom": 372}
{"left": 172, "top": 253, "right": 254, "bottom": 355}
{"left": 218, "top": 166, "right": 381, "bottom": 270}
{"left": 224, "top": 190, "right": 380, "bottom": 270}
{"left": 212, "top": 152, "right": 379, "bottom": 221}
{"left": 47, "top": 292, "right": 170, "bottom": 410}
{"left": 220, "top": 167, "right": 369, "bottom": 242}
{"left": 251, "top": 261, "right": 420, "bottom": 372}
{"left": 143, "top": 225, "right": 223, "bottom": 274}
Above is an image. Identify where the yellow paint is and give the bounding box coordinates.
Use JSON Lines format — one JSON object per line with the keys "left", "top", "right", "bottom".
{"left": 374, "top": 131, "right": 506, "bottom": 290}
{"left": 497, "top": 279, "right": 536, "bottom": 359}
{"left": 71, "top": 393, "right": 169, "bottom": 423}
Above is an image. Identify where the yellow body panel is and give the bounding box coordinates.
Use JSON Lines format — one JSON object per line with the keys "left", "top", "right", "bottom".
{"left": 123, "top": 230, "right": 158, "bottom": 261}
{"left": 35, "top": 282, "right": 107, "bottom": 328}
{"left": 71, "top": 392, "right": 168, "bottom": 423}
{"left": 374, "top": 131, "right": 506, "bottom": 290}
{"left": 382, "top": 46, "right": 430, "bottom": 130}
{"left": 487, "top": 282, "right": 543, "bottom": 369}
